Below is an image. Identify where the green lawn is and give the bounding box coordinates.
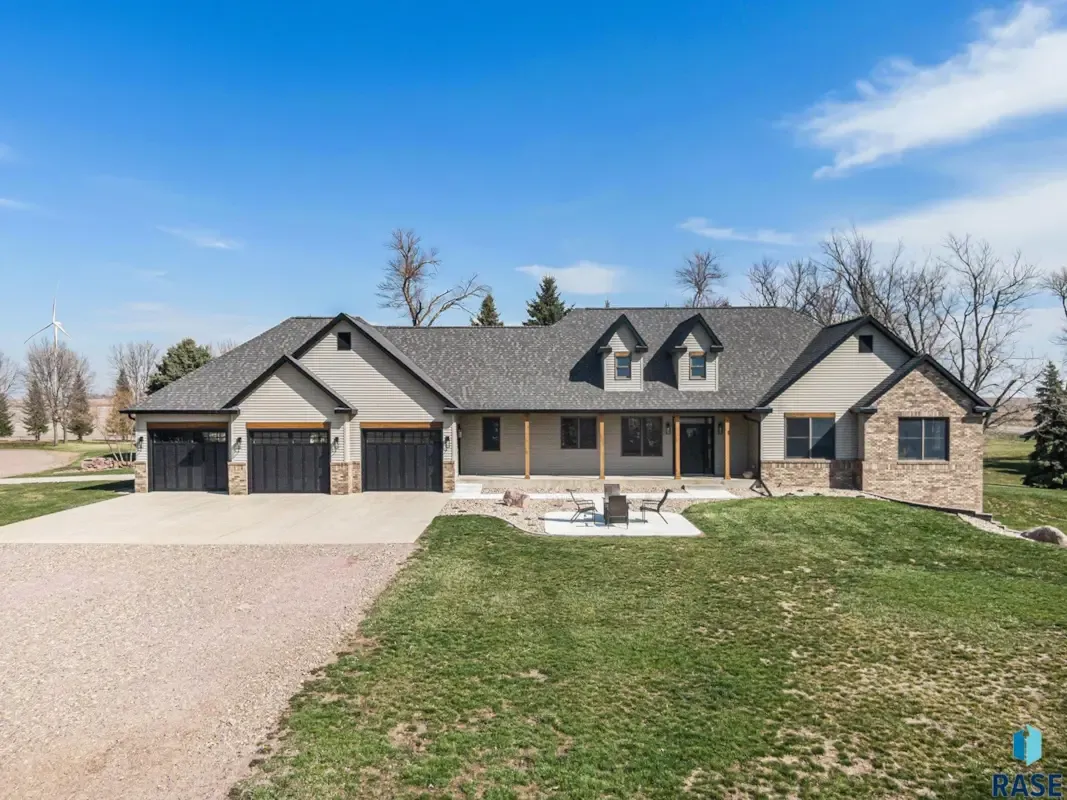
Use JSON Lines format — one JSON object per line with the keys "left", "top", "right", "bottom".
{"left": 0, "top": 479, "right": 132, "bottom": 526}
{"left": 234, "top": 499, "right": 1067, "bottom": 799}
{"left": 982, "top": 433, "right": 1067, "bottom": 529}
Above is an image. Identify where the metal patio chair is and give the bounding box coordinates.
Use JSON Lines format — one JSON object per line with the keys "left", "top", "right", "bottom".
{"left": 568, "top": 490, "right": 597, "bottom": 522}
{"left": 639, "top": 489, "right": 671, "bottom": 523}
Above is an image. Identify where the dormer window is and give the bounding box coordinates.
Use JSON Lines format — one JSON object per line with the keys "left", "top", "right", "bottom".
{"left": 615, "top": 353, "right": 632, "bottom": 379}
{"left": 690, "top": 353, "right": 706, "bottom": 380}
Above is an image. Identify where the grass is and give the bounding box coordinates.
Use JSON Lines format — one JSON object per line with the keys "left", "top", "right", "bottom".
{"left": 982, "top": 432, "right": 1067, "bottom": 529}
{"left": 0, "top": 440, "right": 135, "bottom": 477}
{"left": 0, "top": 479, "right": 132, "bottom": 526}
{"left": 234, "top": 499, "right": 1067, "bottom": 799}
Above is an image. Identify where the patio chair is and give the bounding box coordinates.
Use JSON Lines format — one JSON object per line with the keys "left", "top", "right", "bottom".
{"left": 605, "top": 494, "right": 629, "bottom": 528}
{"left": 639, "top": 489, "right": 671, "bottom": 523}
{"left": 603, "top": 483, "right": 621, "bottom": 498}
{"left": 568, "top": 490, "right": 597, "bottom": 522}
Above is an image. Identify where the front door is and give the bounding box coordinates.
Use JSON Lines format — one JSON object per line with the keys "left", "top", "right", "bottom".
{"left": 680, "top": 421, "right": 713, "bottom": 476}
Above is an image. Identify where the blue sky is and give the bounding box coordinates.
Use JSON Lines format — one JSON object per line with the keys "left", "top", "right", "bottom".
{"left": 3, "top": 0, "right": 1067, "bottom": 389}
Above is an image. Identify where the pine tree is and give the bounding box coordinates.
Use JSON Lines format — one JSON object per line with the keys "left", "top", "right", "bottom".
{"left": 106, "top": 366, "right": 135, "bottom": 440}
{"left": 65, "top": 371, "right": 95, "bottom": 441}
{"left": 471, "top": 294, "right": 503, "bottom": 326}
{"left": 147, "top": 338, "right": 213, "bottom": 393}
{"left": 1025, "top": 361, "right": 1067, "bottom": 488}
{"left": 0, "top": 393, "right": 12, "bottom": 438}
{"left": 22, "top": 378, "right": 50, "bottom": 441}
{"left": 523, "top": 276, "right": 568, "bottom": 326}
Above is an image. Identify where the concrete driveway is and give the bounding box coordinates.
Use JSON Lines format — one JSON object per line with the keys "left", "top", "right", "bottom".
{"left": 0, "top": 490, "right": 448, "bottom": 544}
{"left": 0, "top": 491, "right": 447, "bottom": 799}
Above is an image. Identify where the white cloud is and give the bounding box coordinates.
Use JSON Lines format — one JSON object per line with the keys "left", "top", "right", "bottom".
{"left": 855, "top": 170, "right": 1067, "bottom": 268}
{"left": 516, "top": 261, "right": 623, "bottom": 294}
{"left": 157, "top": 225, "right": 243, "bottom": 250}
{"left": 798, "top": 2, "right": 1067, "bottom": 177}
{"left": 678, "top": 217, "right": 798, "bottom": 245}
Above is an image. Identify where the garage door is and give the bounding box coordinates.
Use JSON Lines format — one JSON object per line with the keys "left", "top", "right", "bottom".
{"left": 248, "top": 429, "right": 330, "bottom": 494}
{"left": 149, "top": 429, "right": 229, "bottom": 492}
{"left": 363, "top": 429, "right": 442, "bottom": 491}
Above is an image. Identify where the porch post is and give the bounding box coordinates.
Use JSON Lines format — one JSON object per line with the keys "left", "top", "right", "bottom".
{"left": 523, "top": 412, "right": 530, "bottom": 479}
{"left": 673, "top": 415, "right": 680, "bottom": 479}
{"left": 598, "top": 414, "right": 605, "bottom": 480}
{"left": 723, "top": 416, "right": 732, "bottom": 480}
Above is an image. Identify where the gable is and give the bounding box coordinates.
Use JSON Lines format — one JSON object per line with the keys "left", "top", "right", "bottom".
{"left": 299, "top": 320, "right": 448, "bottom": 421}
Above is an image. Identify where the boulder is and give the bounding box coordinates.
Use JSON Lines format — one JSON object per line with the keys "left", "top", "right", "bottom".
{"left": 1021, "top": 526, "right": 1067, "bottom": 546}
{"left": 80, "top": 456, "right": 121, "bottom": 471}
{"left": 502, "top": 489, "right": 529, "bottom": 508}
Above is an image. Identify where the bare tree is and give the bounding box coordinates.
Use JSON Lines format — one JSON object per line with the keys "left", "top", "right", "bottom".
{"left": 676, "top": 250, "right": 728, "bottom": 307}
{"left": 743, "top": 258, "right": 850, "bottom": 325}
{"left": 212, "top": 338, "right": 239, "bottom": 356}
{"left": 894, "top": 257, "right": 951, "bottom": 355}
{"left": 1042, "top": 266, "right": 1067, "bottom": 346}
{"left": 821, "top": 228, "right": 905, "bottom": 327}
{"left": 108, "top": 341, "right": 158, "bottom": 406}
{"left": 939, "top": 235, "right": 1040, "bottom": 429}
{"left": 377, "top": 228, "right": 487, "bottom": 326}
{"left": 25, "top": 340, "right": 86, "bottom": 445}
{"left": 0, "top": 350, "right": 19, "bottom": 398}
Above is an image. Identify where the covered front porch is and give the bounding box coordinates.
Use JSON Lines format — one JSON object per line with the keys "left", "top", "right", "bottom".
{"left": 456, "top": 412, "right": 760, "bottom": 481}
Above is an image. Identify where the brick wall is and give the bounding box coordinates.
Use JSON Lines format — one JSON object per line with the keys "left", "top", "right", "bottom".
{"left": 227, "top": 462, "right": 248, "bottom": 495}
{"left": 442, "top": 461, "right": 455, "bottom": 493}
{"left": 330, "top": 462, "right": 351, "bottom": 495}
{"left": 761, "top": 459, "right": 860, "bottom": 489}
{"left": 859, "top": 363, "right": 984, "bottom": 512}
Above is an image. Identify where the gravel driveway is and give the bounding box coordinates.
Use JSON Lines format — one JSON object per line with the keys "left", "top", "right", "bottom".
{"left": 0, "top": 542, "right": 415, "bottom": 800}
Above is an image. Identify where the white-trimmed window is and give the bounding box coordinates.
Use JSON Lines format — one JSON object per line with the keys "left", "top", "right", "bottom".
{"left": 690, "top": 353, "right": 706, "bottom": 379}
{"left": 616, "top": 353, "right": 632, "bottom": 380}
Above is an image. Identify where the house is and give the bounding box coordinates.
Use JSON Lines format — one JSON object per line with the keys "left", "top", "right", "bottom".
{"left": 125, "top": 307, "right": 991, "bottom": 511}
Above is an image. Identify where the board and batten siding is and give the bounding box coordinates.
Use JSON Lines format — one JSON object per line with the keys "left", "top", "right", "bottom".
{"left": 761, "top": 325, "right": 910, "bottom": 461}
{"left": 133, "top": 414, "right": 234, "bottom": 462}
{"left": 677, "top": 328, "right": 719, "bottom": 391}
{"left": 297, "top": 321, "right": 454, "bottom": 463}
{"left": 603, "top": 328, "right": 644, "bottom": 392}
{"left": 231, "top": 362, "right": 346, "bottom": 464}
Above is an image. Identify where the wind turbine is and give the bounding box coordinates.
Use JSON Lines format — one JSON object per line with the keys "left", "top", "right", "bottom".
{"left": 25, "top": 296, "right": 71, "bottom": 349}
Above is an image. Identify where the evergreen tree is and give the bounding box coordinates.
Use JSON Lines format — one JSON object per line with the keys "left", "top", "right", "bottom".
{"left": 471, "top": 293, "right": 503, "bottom": 326}
{"left": 65, "top": 371, "right": 95, "bottom": 441}
{"left": 106, "top": 366, "right": 135, "bottom": 440}
{"left": 523, "top": 276, "right": 568, "bottom": 326}
{"left": 1025, "top": 361, "right": 1067, "bottom": 488}
{"left": 147, "top": 338, "right": 213, "bottom": 393}
{"left": 0, "top": 393, "right": 12, "bottom": 438}
{"left": 22, "top": 378, "right": 50, "bottom": 441}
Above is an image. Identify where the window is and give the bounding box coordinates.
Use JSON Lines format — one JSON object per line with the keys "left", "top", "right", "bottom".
{"left": 337, "top": 331, "right": 352, "bottom": 351}
{"left": 482, "top": 416, "right": 501, "bottom": 452}
{"left": 561, "top": 417, "right": 597, "bottom": 449}
{"left": 616, "top": 353, "right": 632, "bottom": 380}
{"left": 858, "top": 334, "right": 873, "bottom": 353}
{"left": 621, "top": 416, "right": 663, "bottom": 457}
{"left": 690, "top": 353, "right": 706, "bottom": 379}
{"left": 785, "top": 415, "right": 835, "bottom": 459}
{"left": 898, "top": 418, "right": 948, "bottom": 460}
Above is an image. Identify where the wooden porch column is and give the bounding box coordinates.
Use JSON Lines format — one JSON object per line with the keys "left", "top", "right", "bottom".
{"left": 723, "top": 416, "right": 732, "bottom": 480}
{"left": 673, "top": 415, "right": 681, "bottom": 479}
{"left": 523, "top": 412, "right": 531, "bottom": 479}
{"left": 598, "top": 414, "right": 605, "bottom": 480}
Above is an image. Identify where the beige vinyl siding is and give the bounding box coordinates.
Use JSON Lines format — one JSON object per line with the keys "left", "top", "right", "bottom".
{"left": 762, "top": 325, "right": 910, "bottom": 460}
{"left": 604, "top": 415, "right": 672, "bottom": 475}
{"left": 231, "top": 363, "right": 346, "bottom": 464}
{"left": 298, "top": 320, "right": 452, "bottom": 462}
{"left": 603, "top": 328, "right": 644, "bottom": 391}
{"left": 457, "top": 413, "right": 525, "bottom": 475}
{"left": 133, "top": 414, "right": 234, "bottom": 462}
{"left": 677, "top": 330, "right": 719, "bottom": 391}
{"left": 531, "top": 414, "right": 600, "bottom": 474}
{"left": 709, "top": 413, "right": 757, "bottom": 477}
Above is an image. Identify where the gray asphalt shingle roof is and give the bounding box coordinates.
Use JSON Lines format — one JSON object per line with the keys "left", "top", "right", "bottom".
{"left": 132, "top": 307, "right": 826, "bottom": 413}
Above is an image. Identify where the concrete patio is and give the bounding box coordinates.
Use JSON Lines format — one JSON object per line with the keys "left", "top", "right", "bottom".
{"left": 542, "top": 497, "right": 702, "bottom": 537}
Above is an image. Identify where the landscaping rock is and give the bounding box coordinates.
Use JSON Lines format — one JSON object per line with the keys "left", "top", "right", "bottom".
{"left": 502, "top": 489, "right": 529, "bottom": 508}
{"left": 1021, "top": 526, "right": 1067, "bottom": 546}
{"left": 80, "top": 457, "right": 122, "bottom": 471}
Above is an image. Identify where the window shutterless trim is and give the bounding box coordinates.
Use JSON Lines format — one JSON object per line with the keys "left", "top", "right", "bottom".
{"left": 615, "top": 353, "right": 632, "bottom": 380}
{"left": 784, "top": 414, "right": 836, "bottom": 459}
{"left": 481, "top": 416, "right": 501, "bottom": 452}
{"left": 897, "top": 417, "right": 949, "bottom": 461}
{"left": 690, "top": 353, "right": 706, "bottom": 380}
{"left": 560, "top": 416, "right": 597, "bottom": 450}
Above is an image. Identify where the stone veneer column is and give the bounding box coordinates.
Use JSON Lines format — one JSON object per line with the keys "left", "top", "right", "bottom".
{"left": 227, "top": 462, "right": 248, "bottom": 495}
{"left": 330, "top": 462, "right": 351, "bottom": 495}
{"left": 442, "top": 460, "right": 456, "bottom": 493}
{"left": 134, "top": 462, "right": 148, "bottom": 493}
{"left": 350, "top": 461, "right": 362, "bottom": 493}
